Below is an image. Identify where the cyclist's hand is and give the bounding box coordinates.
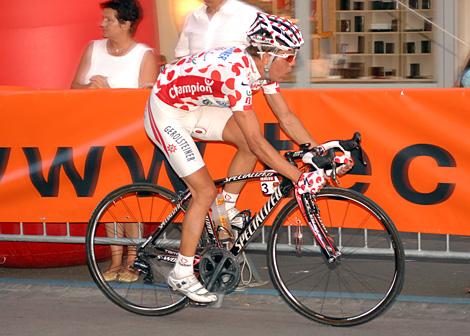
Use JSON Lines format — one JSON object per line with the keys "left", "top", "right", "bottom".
{"left": 334, "top": 154, "right": 354, "bottom": 176}
{"left": 312, "top": 145, "right": 326, "bottom": 156}
{"left": 295, "top": 171, "right": 326, "bottom": 195}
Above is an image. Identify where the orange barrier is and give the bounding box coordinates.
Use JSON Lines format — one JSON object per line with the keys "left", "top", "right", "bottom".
{"left": 0, "top": 88, "right": 469, "bottom": 235}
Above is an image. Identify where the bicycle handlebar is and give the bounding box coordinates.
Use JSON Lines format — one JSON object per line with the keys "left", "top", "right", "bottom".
{"left": 285, "top": 132, "right": 366, "bottom": 172}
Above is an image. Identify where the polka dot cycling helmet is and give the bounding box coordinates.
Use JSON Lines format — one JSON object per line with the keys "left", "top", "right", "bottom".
{"left": 247, "top": 12, "right": 304, "bottom": 51}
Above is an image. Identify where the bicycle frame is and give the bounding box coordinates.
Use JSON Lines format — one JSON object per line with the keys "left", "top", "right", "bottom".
{"left": 140, "top": 169, "right": 339, "bottom": 262}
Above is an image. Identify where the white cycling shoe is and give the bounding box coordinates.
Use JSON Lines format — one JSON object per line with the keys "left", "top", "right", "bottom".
{"left": 167, "top": 271, "right": 218, "bottom": 303}
{"left": 226, "top": 207, "right": 245, "bottom": 230}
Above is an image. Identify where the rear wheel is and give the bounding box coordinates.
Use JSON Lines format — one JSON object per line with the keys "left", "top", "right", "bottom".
{"left": 268, "top": 187, "right": 405, "bottom": 326}
{"left": 86, "top": 183, "right": 190, "bottom": 316}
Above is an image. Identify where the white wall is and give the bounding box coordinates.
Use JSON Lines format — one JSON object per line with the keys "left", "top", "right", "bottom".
{"left": 155, "top": 0, "right": 179, "bottom": 62}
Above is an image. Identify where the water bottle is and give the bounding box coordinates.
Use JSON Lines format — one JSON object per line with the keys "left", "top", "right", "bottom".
{"left": 211, "top": 193, "right": 232, "bottom": 242}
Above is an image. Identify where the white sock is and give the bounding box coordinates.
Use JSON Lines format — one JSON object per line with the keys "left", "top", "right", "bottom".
{"left": 173, "top": 253, "right": 194, "bottom": 279}
{"left": 222, "top": 190, "right": 239, "bottom": 210}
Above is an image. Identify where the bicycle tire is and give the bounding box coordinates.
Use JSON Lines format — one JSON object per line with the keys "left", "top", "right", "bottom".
{"left": 86, "top": 183, "right": 189, "bottom": 316}
{"left": 268, "top": 187, "right": 405, "bottom": 326}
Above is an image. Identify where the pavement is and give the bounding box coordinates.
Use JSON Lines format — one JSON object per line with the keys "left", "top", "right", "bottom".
{"left": 1, "top": 252, "right": 470, "bottom": 336}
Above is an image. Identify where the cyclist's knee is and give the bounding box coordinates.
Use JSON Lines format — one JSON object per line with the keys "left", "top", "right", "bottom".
{"left": 234, "top": 137, "right": 255, "bottom": 155}
{"left": 192, "top": 184, "right": 217, "bottom": 207}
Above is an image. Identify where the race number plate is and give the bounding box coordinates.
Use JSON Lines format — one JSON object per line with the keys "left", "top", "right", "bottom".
{"left": 260, "top": 175, "right": 280, "bottom": 195}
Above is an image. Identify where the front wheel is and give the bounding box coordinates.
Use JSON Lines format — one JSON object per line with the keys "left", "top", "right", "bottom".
{"left": 268, "top": 187, "right": 405, "bottom": 326}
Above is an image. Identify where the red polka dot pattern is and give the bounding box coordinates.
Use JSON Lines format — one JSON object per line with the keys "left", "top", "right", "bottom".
{"left": 154, "top": 47, "right": 277, "bottom": 112}
{"left": 225, "top": 78, "right": 235, "bottom": 90}
{"left": 211, "top": 70, "right": 221, "bottom": 81}
{"left": 167, "top": 70, "right": 175, "bottom": 81}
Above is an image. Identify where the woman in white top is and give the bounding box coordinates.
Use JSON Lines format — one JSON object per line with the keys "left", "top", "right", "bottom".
{"left": 71, "top": 0, "right": 158, "bottom": 89}
{"left": 72, "top": 0, "right": 158, "bottom": 283}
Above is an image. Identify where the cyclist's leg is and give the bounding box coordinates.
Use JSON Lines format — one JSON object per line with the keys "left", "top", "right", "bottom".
{"left": 179, "top": 168, "right": 217, "bottom": 257}
{"left": 191, "top": 107, "right": 257, "bottom": 225}
{"left": 221, "top": 116, "right": 257, "bottom": 194}
{"left": 167, "top": 167, "right": 218, "bottom": 303}
{"left": 145, "top": 98, "right": 218, "bottom": 302}
{"left": 220, "top": 116, "right": 259, "bottom": 226}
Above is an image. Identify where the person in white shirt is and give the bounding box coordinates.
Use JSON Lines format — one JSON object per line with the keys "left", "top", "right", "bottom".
{"left": 72, "top": 0, "right": 158, "bottom": 89}
{"left": 174, "top": 0, "right": 259, "bottom": 58}
{"left": 174, "top": 0, "right": 260, "bottom": 228}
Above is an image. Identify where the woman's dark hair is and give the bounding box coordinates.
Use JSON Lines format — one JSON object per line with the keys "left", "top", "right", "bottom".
{"left": 100, "top": 0, "right": 142, "bottom": 34}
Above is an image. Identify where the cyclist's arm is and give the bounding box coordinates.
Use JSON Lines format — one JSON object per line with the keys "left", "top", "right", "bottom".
{"left": 265, "top": 92, "right": 318, "bottom": 148}
{"left": 71, "top": 42, "right": 94, "bottom": 89}
{"left": 232, "top": 109, "right": 302, "bottom": 182}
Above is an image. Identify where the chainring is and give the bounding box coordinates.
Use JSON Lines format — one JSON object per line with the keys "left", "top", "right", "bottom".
{"left": 198, "top": 247, "right": 241, "bottom": 294}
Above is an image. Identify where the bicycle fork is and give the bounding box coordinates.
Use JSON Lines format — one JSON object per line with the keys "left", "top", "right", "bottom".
{"left": 298, "top": 194, "right": 341, "bottom": 263}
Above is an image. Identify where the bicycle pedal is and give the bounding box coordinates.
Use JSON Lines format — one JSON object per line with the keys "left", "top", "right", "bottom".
{"left": 189, "top": 293, "right": 225, "bottom": 309}
{"left": 167, "top": 288, "right": 215, "bottom": 308}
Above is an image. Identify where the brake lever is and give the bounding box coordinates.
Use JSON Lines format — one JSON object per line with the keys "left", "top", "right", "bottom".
{"left": 351, "top": 132, "right": 367, "bottom": 166}
{"left": 299, "top": 143, "right": 310, "bottom": 152}
{"left": 358, "top": 146, "right": 367, "bottom": 166}
{"left": 353, "top": 132, "right": 361, "bottom": 144}
{"left": 329, "top": 161, "right": 340, "bottom": 186}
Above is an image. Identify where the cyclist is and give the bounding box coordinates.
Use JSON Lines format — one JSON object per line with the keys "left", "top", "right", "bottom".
{"left": 144, "top": 12, "right": 324, "bottom": 303}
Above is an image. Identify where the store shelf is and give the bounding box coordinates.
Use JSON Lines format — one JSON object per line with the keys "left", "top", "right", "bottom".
{"left": 312, "top": 77, "right": 434, "bottom": 83}
{"left": 329, "top": 0, "right": 436, "bottom": 82}
{"left": 336, "top": 9, "right": 432, "bottom": 13}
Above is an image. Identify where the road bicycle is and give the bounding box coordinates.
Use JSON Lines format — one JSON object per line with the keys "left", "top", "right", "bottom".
{"left": 86, "top": 132, "right": 405, "bottom": 327}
